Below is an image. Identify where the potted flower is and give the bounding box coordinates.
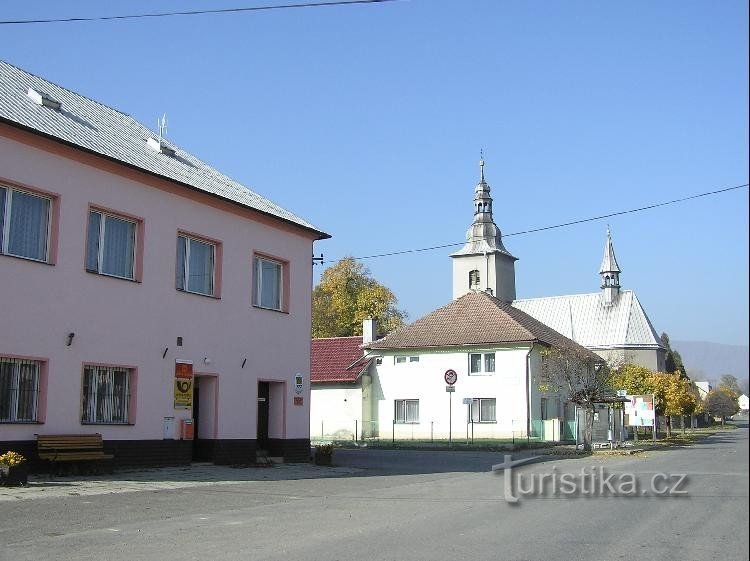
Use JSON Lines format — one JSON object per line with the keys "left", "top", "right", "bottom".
{"left": 0, "top": 451, "right": 29, "bottom": 486}
{"left": 314, "top": 443, "right": 335, "bottom": 466}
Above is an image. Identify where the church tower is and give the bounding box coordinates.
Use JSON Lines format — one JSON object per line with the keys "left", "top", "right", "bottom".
{"left": 599, "top": 227, "right": 621, "bottom": 306}
{"left": 451, "top": 157, "right": 518, "bottom": 302}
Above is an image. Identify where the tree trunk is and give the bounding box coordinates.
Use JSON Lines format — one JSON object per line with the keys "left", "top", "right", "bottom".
{"left": 582, "top": 407, "right": 594, "bottom": 452}
{"left": 681, "top": 415, "right": 685, "bottom": 434}
{"left": 666, "top": 415, "right": 672, "bottom": 438}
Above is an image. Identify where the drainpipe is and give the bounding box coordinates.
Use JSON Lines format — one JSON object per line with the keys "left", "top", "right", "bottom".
{"left": 525, "top": 344, "right": 534, "bottom": 438}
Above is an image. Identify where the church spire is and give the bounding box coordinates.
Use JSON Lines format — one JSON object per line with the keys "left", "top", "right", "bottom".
{"left": 451, "top": 157, "right": 517, "bottom": 303}
{"left": 599, "top": 227, "right": 621, "bottom": 306}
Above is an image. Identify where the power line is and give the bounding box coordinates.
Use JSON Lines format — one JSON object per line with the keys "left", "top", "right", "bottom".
{"left": 0, "top": 0, "right": 401, "bottom": 26}
{"left": 322, "top": 182, "right": 749, "bottom": 264}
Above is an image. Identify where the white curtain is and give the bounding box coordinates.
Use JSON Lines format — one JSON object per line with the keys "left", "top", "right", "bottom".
{"left": 83, "top": 367, "right": 129, "bottom": 424}
{"left": 7, "top": 190, "right": 49, "bottom": 261}
{"left": 260, "top": 259, "right": 281, "bottom": 309}
{"left": 187, "top": 238, "right": 214, "bottom": 295}
{"left": 101, "top": 215, "right": 135, "bottom": 278}
{"left": 86, "top": 211, "right": 101, "bottom": 271}
{"left": 176, "top": 236, "right": 187, "bottom": 290}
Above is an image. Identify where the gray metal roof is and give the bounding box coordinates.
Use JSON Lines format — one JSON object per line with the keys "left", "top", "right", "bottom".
{"left": 0, "top": 60, "right": 329, "bottom": 239}
{"left": 599, "top": 229, "right": 621, "bottom": 273}
{"left": 512, "top": 290, "right": 663, "bottom": 350}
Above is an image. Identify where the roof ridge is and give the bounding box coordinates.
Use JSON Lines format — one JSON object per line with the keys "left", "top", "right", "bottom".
{"left": 513, "top": 290, "right": 634, "bottom": 303}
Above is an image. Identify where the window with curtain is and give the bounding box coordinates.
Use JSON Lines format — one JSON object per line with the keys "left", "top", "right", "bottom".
{"left": 86, "top": 210, "right": 136, "bottom": 279}
{"left": 82, "top": 366, "right": 130, "bottom": 424}
{"left": 253, "top": 256, "right": 282, "bottom": 310}
{"left": 394, "top": 399, "right": 419, "bottom": 424}
{"left": 176, "top": 235, "right": 215, "bottom": 296}
{"left": 471, "top": 398, "right": 496, "bottom": 422}
{"left": 469, "top": 352, "right": 496, "bottom": 375}
{"left": 0, "top": 357, "right": 40, "bottom": 423}
{"left": 0, "top": 186, "right": 51, "bottom": 262}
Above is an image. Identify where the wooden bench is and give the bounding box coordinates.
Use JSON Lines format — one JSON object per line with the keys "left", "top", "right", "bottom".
{"left": 37, "top": 434, "right": 114, "bottom": 475}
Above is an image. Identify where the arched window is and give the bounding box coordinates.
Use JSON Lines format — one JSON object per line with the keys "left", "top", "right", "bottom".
{"left": 469, "top": 269, "right": 480, "bottom": 289}
{"left": 604, "top": 275, "right": 610, "bottom": 286}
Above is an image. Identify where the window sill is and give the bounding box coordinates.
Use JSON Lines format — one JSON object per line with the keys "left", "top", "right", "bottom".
{"left": 177, "top": 288, "right": 220, "bottom": 300}
{"left": 0, "top": 420, "right": 43, "bottom": 424}
{"left": 470, "top": 421, "right": 497, "bottom": 424}
{"left": 81, "top": 422, "right": 134, "bottom": 426}
{"left": 0, "top": 252, "right": 53, "bottom": 266}
{"left": 252, "top": 304, "right": 288, "bottom": 314}
{"left": 469, "top": 373, "right": 495, "bottom": 376}
{"left": 86, "top": 269, "right": 139, "bottom": 283}
{"left": 394, "top": 422, "right": 420, "bottom": 425}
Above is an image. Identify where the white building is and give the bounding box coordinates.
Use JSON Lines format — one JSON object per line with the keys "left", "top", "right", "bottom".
{"left": 311, "top": 159, "right": 664, "bottom": 442}
{"left": 738, "top": 394, "right": 749, "bottom": 413}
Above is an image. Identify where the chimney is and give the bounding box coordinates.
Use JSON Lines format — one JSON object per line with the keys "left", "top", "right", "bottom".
{"left": 362, "top": 318, "right": 378, "bottom": 345}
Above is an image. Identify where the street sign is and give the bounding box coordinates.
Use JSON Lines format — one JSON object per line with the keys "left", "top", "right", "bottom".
{"left": 462, "top": 398, "right": 472, "bottom": 405}
{"left": 446, "top": 385, "right": 455, "bottom": 392}
{"left": 444, "top": 369, "right": 457, "bottom": 385}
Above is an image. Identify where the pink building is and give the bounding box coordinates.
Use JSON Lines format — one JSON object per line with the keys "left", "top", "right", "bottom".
{"left": 0, "top": 60, "right": 328, "bottom": 467}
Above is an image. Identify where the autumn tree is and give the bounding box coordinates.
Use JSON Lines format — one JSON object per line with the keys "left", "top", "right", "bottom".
{"left": 704, "top": 389, "right": 740, "bottom": 425}
{"left": 659, "top": 374, "right": 701, "bottom": 436}
{"left": 540, "top": 345, "right": 609, "bottom": 452}
{"left": 312, "top": 257, "right": 407, "bottom": 338}
{"left": 609, "top": 364, "right": 654, "bottom": 395}
{"left": 718, "top": 374, "right": 742, "bottom": 399}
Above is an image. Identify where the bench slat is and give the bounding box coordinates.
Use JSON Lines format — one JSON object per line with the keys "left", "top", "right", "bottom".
{"left": 36, "top": 434, "right": 112, "bottom": 465}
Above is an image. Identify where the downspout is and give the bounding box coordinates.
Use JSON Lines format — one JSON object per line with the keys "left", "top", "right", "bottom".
{"left": 525, "top": 344, "right": 534, "bottom": 438}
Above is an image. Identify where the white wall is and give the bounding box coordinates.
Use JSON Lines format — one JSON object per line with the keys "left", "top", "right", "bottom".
{"left": 371, "top": 345, "right": 535, "bottom": 440}
{"left": 310, "top": 384, "right": 362, "bottom": 440}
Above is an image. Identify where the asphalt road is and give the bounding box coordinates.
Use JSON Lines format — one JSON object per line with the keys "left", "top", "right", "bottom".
{"left": 1, "top": 425, "right": 748, "bottom": 561}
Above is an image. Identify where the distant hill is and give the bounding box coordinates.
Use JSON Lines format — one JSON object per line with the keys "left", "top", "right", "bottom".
{"left": 673, "top": 341, "right": 749, "bottom": 389}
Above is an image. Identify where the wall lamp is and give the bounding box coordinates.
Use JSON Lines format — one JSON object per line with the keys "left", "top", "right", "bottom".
{"left": 66, "top": 332, "right": 75, "bottom": 346}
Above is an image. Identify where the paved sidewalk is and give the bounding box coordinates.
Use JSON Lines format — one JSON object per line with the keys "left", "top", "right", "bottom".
{"left": 0, "top": 462, "right": 361, "bottom": 502}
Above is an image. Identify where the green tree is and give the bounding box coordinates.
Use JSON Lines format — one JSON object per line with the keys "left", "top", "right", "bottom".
{"left": 718, "top": 374, "right": 742, "bottom": 399}
{"left": 704, "top": 389, "right": 740, "bottom": 425}
{"left": 660, "top": 332, "right": 687, "bottom": 378}
{"left": 312, "top": 257, "right": 407, "bottom": 338}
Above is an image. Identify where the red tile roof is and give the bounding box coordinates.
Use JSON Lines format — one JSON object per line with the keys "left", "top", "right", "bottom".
{"left": 311, "top": 336, "right": 372, "bottom": 383}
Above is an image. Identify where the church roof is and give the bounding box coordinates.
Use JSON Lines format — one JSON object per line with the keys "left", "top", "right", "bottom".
{"left": 0, "top": 59, "right": 328, "bottom": 240}
{"left": 512, "top": 290, "right": 663, "bottom": 350}
{"left": 365, "top": 291, "right": 594, "bottom": 355}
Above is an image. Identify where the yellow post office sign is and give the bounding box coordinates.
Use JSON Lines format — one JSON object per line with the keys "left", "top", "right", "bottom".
{"left": 174, "top": 359, "right": 193, "bottom": 409}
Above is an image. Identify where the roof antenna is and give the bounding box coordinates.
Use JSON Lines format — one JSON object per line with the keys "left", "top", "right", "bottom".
{"left": 479, "top": 148, "right": 485, "bottom": 182}
{"left": 158, "top": 113, "right": 168, "bottom": 142}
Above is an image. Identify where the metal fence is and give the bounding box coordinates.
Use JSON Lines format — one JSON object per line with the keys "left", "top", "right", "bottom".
{"left": 311, "top": 418, "right": 574, "bottom": 446}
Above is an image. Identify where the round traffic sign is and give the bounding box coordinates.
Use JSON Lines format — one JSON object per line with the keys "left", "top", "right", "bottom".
{"left": 444, "top": 369, "right": 457, "bottom": 385}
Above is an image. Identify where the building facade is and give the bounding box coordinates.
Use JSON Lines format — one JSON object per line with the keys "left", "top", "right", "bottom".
{"left": 0, "top": 60, "right": 328, "bottom": 466}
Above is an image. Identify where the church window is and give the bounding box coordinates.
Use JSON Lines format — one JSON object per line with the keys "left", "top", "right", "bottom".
{"left": 469, "top": 270, "right": 480, "bottom": 290}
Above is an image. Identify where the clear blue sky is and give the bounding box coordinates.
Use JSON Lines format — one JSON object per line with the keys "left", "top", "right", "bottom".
{"left": 2, "top": 0, "right": 748, "bottom": 344}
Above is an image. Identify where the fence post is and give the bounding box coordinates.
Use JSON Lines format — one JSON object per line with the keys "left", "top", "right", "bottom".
{"left": 355, "top": 419, "right": 358, "bottom": 442}
{"left": 431, "top": 421, "right": 434, "bottom": 443}
{"left": 392, "top": 419, "right": 395, "bottom": 444}
{"left": 321, "top": 420, "right": 324, "bottom": 439}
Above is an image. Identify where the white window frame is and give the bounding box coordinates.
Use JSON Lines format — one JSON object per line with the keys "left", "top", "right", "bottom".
{"left": 394, "top": 399, "right": 419, "bottom": 424}
{"left": 0, "top": 185, "right": 51, "bottom": 263}
{"left": 87, "top": 209, "right": 137, "bottom": 280}
{"left": 469, "top": 352, "right": 496, "bottom": 375}
{"left": 177, "top": 234, "right": 216, "bottom": 297}
{"left": 81, "top": 366, "right": 131, "bottom": 425}
{"left": 470, "top": 398, "right": 497, "bottom": 423}
{"left": 253, "top": 256, "right": 284, "bottom": 311}
{"left": 0, "top": 358, "right": 40, "bottom": 423}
